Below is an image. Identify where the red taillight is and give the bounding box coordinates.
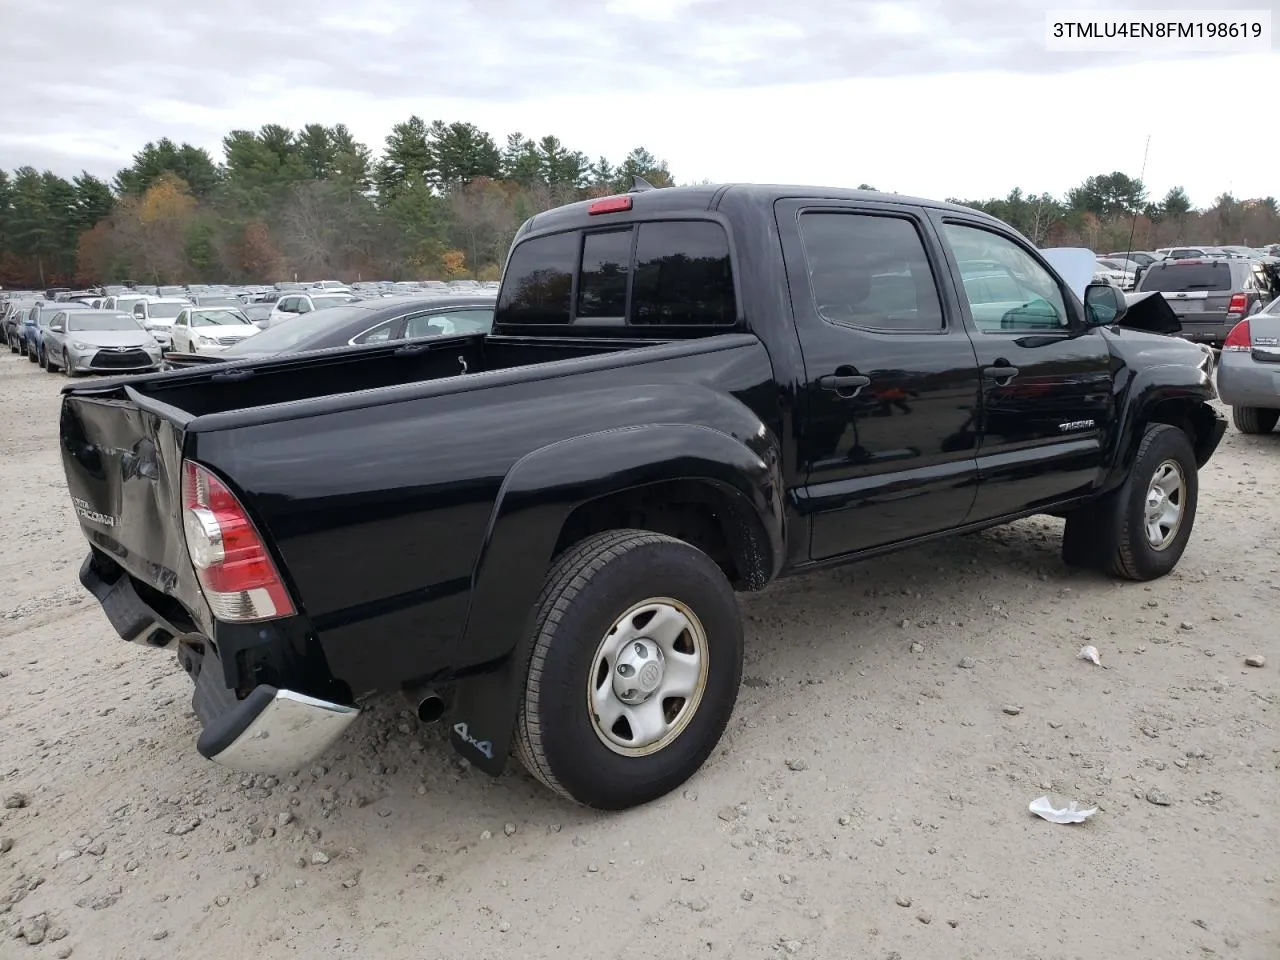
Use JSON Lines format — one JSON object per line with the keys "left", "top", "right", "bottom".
{"left": 588, "top": 195, "right": 632, "bottom": 215}
{"left": 1223, "top": 319, "right": 1251, "bottom": 351}
{"left": 182, "top": 460, "right": 294, "bottom": 622}
{"left": 1227, "top": 293, "right": 1248, "bottom": 315}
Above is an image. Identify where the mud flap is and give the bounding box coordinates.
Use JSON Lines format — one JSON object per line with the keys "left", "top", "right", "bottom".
{"left": 446, "top": 660, "right": 525, "bottom": 776}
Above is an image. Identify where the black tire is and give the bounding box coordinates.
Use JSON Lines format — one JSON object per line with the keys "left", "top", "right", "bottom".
{"left": 62, "top": 351, "right": 78, "bottom": 378}
{"left": 42, "top": 348, "right": 56, "bottom": 373}
{"left": 1232, "top": 406, "right": 1279, "bottom": 435}
{"left": 26, "top": 342, "right": 37, "bottom": 363}
{"left": 514, "top": 529, "right": 744, "bottom": 810}
{"left": 7, "top": 333, "right": 16, "bottom": 354}
{"left": 1062, "top": 424, "right": 1198, "bottom": 581}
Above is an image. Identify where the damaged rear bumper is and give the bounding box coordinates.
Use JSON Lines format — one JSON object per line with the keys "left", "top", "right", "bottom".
{"left": 80, "top": 549, "right": 359, "bottom": 774}
{"left": 194, "top": 683, "right": 360, "bottom": 774}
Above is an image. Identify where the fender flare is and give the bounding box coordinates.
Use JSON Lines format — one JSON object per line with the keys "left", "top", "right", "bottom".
{"left": 447, "top": 422, "right": 785, "bottom": 773}
{"left": 1102, "top": 363, "right": 1217, "bottom": 490}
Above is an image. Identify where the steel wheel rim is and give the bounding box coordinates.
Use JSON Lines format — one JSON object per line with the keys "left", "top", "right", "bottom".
{"left": 587, "top": 597, "right": 709, "bottom": 757}
{"left": 1143, "top": 459, "right": 1186, "bottom": 551}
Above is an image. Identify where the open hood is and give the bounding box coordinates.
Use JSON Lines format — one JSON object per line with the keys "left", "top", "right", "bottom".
{"left": 1039, "top": 247, "right": 1096, "bottom": 301}
{"left": 1040, "top": 246, "right": 1182, "bottom": 335}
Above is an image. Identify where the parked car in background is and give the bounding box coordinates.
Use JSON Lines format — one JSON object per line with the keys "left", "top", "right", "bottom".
{"left": 131, "top": 297, "right": 192, "bottom": 349}
{"left": 169, "top": 306, "right": 262, "bottom": 354}
{"left": 1095, "top": 258, "right": 1136, "bottom": 289}
{"left": 162, "top": 295, "right": 497, "bottom": 368}
{"left": 24, "top": 301, "right": 94, "bottom": 362}
{"left": 1134, "top": 257, "right": 1277, "bottom": 347}
{"left": 192, "top": 295, "right": 243, "bottom": 308}
{"left": 1217, "top": 298, "right": 1280, "bottom": 434}
{"left": 102, "top": 293, "right": 152, "bottom": 315}
{"left": 3, "top": 299, "right": 36, "bottom": 352}
{"left": 242, "top": 303, "right": 276, "bottom": 328}
{"left": 39, "top": 308, "right": 162, "bottom": 376}
{"left": 266, "top": 290, "right": 363, "bottom": 325}
{"left": 1104, "top": 250, "right": 1159, "bottom": 267}
{"left": 1154, "top": 246, "right": 1214, "bottom": 260}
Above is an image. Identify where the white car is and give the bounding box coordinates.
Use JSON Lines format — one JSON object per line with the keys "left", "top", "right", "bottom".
{"left": 131, "top": 297, "right": 192, "bottom": 349}
{"left": 267, "top": 291, "right": 362, "bottom": 326}
{"left": 170, "top": 306, "right": 263, "bottom": 355}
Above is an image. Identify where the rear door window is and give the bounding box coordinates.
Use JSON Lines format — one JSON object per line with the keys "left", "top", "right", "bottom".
{"left": 1140, "top": 262, "right": 1233, "bottom": 292}
{"left": 798, "top": 212, "right": 946, "bottom": 332}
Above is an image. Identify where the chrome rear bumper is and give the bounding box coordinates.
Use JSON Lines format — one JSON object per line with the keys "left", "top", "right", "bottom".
{"left": 196, "top": 685, "right": 359, "bottom": 774}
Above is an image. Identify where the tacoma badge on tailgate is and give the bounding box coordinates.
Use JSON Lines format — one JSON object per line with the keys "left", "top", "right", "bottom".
{"left": 72, "top": 496, "right": 117, "bottom": 528}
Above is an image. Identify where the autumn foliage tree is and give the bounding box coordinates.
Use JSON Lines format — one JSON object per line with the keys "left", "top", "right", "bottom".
{"left": 2, "top": 115, "right": 1277, "bottom": 289}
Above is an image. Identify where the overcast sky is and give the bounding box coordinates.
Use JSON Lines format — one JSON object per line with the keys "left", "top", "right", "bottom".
{"left": 1, "top": 0, "right": 1275, "bottom": 206}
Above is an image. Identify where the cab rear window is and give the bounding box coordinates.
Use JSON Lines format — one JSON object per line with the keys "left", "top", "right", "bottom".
{"left": 496, "top": 220, "right": 736, "bottom": 327}
{"left": 1139, "top": 262, "right": 1233, "bottom": 292}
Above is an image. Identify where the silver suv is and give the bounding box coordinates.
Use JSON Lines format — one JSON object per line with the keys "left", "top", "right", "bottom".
{"left": 1135, "top": 257, "right": 1278, "bottom": 348}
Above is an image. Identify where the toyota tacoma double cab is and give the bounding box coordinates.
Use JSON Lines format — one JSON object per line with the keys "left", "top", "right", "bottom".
{"left": 59, "top": 182, "right": 1226, "bottom": 810}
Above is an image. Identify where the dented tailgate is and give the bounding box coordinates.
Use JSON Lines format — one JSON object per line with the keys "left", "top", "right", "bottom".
{"left": 59, "top": 384, "right": 209, "bottom": 627}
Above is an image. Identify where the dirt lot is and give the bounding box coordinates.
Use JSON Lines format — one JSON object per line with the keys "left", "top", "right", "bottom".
{"left": 1, "top": 354, "right": 1277, "bottom": 960}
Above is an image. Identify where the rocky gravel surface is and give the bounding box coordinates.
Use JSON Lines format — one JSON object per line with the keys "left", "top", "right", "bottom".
{"left": 1, "top": 356, "right": 1277, "bottom": 959}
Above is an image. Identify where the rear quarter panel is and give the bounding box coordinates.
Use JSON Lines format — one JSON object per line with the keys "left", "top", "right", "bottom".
{"left": 188, "top": 337, "right": 780, "bottom": 697}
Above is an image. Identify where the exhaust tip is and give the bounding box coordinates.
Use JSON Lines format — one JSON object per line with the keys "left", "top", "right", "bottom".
{"left": 416, "top": 694, "right": 446, "bottom": 725}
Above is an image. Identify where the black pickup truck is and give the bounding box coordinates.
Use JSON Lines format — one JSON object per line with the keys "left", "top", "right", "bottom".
{"left": 59, "top": 183, "right": 1225, "bottom": 810}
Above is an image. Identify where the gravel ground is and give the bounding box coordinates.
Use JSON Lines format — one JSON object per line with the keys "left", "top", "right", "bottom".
{"left": 1, "top": 354, "right": 1277, "bottom": 960}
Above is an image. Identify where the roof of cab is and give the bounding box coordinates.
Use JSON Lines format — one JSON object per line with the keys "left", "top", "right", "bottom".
{"left": 522, "top": 183, "right": 1002, "bottom": 237}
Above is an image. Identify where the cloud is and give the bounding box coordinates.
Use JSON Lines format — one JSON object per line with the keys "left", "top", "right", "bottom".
{"left": 0, "top": 0, "right": 1269, "bottom": 205}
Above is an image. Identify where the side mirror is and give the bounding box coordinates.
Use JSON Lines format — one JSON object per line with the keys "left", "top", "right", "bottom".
{"left": 49, "top": 323, "right": 64, "bottom": 333}
{"left": 1084, "top": 282, "right": 1128, "bottom": 326}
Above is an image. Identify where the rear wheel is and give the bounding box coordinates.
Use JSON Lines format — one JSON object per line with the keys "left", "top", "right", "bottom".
{"left": 514, "top": 530, "right": 744, "bottom": 810}
{"left": 1232, "top": 406, "right": 1279, "bottom": 435}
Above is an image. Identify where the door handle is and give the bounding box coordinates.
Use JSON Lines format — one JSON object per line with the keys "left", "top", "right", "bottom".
{"left": 983, "top": 364, "right": 1019, "bottom": 383}
{"left": 819, "top": 373, "right": 872, "bottom": 396}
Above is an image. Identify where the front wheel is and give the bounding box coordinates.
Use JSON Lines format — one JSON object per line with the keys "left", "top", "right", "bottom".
{"left": 63, "top": 352, "right": 79, "bottom": 378}
{"left": 514, "top": 530, "right": 744, "bottom": 810}
{"left": 7, "top": 333, "right": 16, "bottom": 354}
{"left": 26, "top": 342, "right": 37, "bottom": 363}
{"left": 1232, "top": 406, "right": 1279, "bottom": 435}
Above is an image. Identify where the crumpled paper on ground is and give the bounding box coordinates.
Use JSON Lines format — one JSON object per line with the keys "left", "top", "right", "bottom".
{"left": 1029, "top": 796, "right": 1097, "bottom": 824}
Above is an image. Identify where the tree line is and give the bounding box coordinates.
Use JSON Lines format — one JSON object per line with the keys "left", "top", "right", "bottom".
{"left": 0, "top": 125, "right": 1275, "bottom": 289}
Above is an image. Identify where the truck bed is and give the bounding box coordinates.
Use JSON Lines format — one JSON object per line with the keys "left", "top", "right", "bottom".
{"left": 76, "top": 333, "right": 643, "bottom": 424}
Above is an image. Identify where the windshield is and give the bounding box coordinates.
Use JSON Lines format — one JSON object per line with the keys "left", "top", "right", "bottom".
{"left": 147, "top": 301, "right": 187, "bottom": 318}
{"left": 192, "top": 309, "right": 252, "bottom": 327}
{"left": 222, "top": 304, "right": 371, "bottom": 355}
{"left": 1140, "top": 262, "right": 1233, "bottom": 292}
{"left": 67, "top": 313, "right": 142, "bottom": 332}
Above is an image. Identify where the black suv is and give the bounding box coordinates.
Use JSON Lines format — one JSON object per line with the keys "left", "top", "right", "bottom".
{"left": 1135, "top": 257, "right": 1279, "bottom": 347}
